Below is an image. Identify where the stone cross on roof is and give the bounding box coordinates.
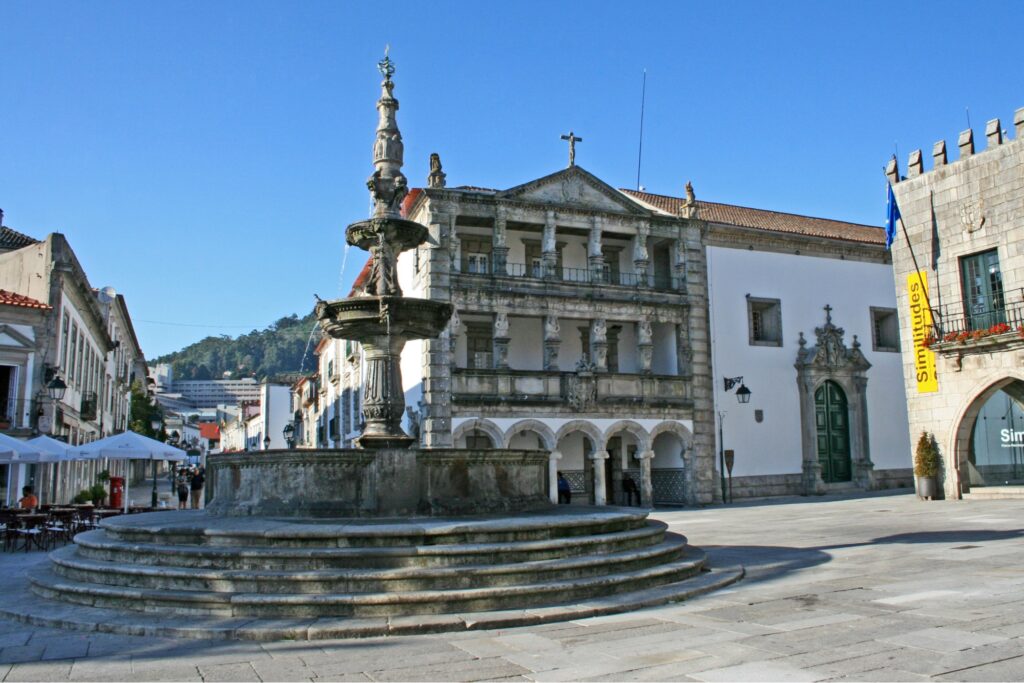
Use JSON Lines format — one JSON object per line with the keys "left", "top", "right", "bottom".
{"left": 560, "top": 131, "right": 583, "bottom": 167}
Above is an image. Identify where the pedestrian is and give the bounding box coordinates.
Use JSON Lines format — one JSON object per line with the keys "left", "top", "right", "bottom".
{"left": 176, "top": 469, "right": 190, "bottom": 510}
{"left": 622, "top": 475, "right": 639, "bottom": 506}
{"left": 557, "top": 472, "right": 571, "bottom": 504}
{"left": 189, "top": 466, "right": 205, "bottom": 510}
{"left": 18, "top": 486, "right": 38, "bottom": 510}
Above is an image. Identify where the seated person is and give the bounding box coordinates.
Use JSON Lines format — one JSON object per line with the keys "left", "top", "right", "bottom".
{"left": 622, "top": 476, "right": 639, "bottom": 506}
{"left": 18, "top": 486, "right": 38, "bottom": 509}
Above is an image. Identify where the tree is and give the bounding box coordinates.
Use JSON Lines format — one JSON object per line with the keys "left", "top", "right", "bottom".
{"left": 128, "top": 381, "right": 164, "bottom": 440}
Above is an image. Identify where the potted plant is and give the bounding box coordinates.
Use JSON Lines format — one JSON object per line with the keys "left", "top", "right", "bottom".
{"left": 89, "top": 482, "right": 108, "bottom": 506}
{"left": 914, "top": 432, "right": 940, "bottom": 500}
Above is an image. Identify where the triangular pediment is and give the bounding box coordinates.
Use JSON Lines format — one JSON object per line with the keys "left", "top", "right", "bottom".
{"left": 0, "top": 324, "right": 35, "bottom": 350}
{"left": 498, "top": 166, "right": 652, "bottom": 216}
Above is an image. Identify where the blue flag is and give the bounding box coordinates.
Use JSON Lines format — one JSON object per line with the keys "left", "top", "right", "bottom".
{"left": 885, "top": 183, "right": 901, "bottom": 250}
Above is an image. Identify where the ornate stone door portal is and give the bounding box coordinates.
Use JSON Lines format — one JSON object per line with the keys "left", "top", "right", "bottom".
{"left": 796, "top": 306, "right": 874, "bottom": 494}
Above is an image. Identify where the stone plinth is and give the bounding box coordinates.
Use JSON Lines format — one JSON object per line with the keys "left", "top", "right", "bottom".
{"left": 207, "top": 448, "right": 550, "bottom": 517}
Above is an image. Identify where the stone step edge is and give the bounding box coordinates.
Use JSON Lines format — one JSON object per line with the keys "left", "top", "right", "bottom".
{"left": 1, "top": 566, "right": 743, "bottom": 641}
{"left": 100, "top": 508, "right": 650, "bottom": 540}
{"left": 54, "top": 535, "right": 687, "bottom": 583}
{"left": 76, "top": 522, "right": 673, "bottom": 559}
{"left": 34, "top": 549, "right": 704, "bottom": 608}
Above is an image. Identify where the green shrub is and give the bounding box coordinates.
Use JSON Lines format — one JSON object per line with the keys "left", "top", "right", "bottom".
{"left": 88, "top": 483, "right": 108, "bottom": 505}
{"left": 914, "top": 432, "right": 940, "bottom": 478}
{"left": 73, "top": 490, "right": 92, "bottom": 504}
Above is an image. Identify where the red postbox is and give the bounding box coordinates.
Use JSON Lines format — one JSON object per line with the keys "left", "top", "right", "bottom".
{"left": 109, "top": 476, "right": 125, "bottom": 509}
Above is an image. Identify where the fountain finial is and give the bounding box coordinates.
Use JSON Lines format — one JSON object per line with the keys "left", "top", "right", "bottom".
{"left": 367, "top": 47, "right": 407, "bottom": 219}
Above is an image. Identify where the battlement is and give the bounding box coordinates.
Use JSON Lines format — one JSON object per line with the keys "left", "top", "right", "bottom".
{"left": 886, "top": 106, "right": 1024, "bottom": 183}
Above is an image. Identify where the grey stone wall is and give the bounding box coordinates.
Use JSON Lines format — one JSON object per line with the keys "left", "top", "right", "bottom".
{"left": 888, "top": 109, "right": 1024, "bottom": 499}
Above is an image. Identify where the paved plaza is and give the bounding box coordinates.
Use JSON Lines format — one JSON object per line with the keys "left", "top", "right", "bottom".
{"left": 0, "top": 492, "right": 1021, "bottom": 682}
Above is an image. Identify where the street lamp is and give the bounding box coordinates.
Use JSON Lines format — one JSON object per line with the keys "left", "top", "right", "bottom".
{"left": 282, "top": 423, "right": 295, "bottom": 449}
{"left": 263, "top": 435, "right": 271, "bottom": 450}
{"left": 46, "top": 375, "right": 67, "bottom": 401}
{"left": 720, "top": 376, "right": 754, "bottom": 504}
{"left": 149, "top": 418, "right": 163, "bottom": 508}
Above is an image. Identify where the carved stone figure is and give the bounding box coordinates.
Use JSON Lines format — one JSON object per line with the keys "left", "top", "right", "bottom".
{"left": 682, "top": 180, "right": 698, "bottom": 218}
{"left": 544, "top": 315, "right": 560, "bottom": 341}
{"left": 637, "top": 319, "right": 652, "bottom": 345}
{"left": 366, "top": 232, "right": 400, "bottom": 296}
{"left": 494, "top": 312, "right": 510, "bottom": 338}
{"left": 428, "top": 152, "right": 447, "bottom": 189}
{"left": 567, "top": 360, "right": 597, "bottom": 411}
{"left": 591, "top": 319, "right": 607, "bottom": 343}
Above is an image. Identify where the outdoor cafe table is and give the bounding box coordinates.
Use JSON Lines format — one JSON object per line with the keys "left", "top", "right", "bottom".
{"left": 13, "top": 513, "right": 48, "bottom": 552}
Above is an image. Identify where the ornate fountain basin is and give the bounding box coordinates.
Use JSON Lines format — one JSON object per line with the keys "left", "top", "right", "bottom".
{"left": 316, "top": 296, "right": 453, "bottom": 342}
{"left": 346, "top": 217, "right": 428, "bottom": 253}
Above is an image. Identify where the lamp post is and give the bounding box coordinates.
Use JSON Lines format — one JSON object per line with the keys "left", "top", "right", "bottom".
{"left": 283, "top": 423, "right": 296, "bottom": 449}
{"left": 150, "top": 418, "right": 163, "bottom": 508}
{"left": 720, "top": 377, "right": 753, "bottom": 504}
{"left": 263, "top": 435, "right": 271, "bottom": 451}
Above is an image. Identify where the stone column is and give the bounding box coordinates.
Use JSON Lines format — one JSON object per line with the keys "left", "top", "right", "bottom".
{"left": 672, "top": 236, "right": 687, "bottom": 291}
{"left": 633, "top": 221, "right": 650, "bottom": 286}
{"left": 637, "top": 319, "right": 653, "bottom": 375}
{"left": 588, "top": 216, "right": 605, "bottom": 283}
{"left": 590, "top": 319, "right": 608, "bottom": 372}
{"left": 635, "top": 450, "right": 655, "bottom": 507}
{"left": 542, "top": 210, "right": 558, "bottom": 279}
{"left": 543, "top": 315, "right": 561, "bottom": 371}
{"left": 492, "top": 206, "right": 508, "bottom": 276}
{"left": 852, "top": 373, "right": 876, "bottom": 490}
{"left": 548, "top": 449, "right": 562, "bottom": 504}
{"left": 590, "top": 450, "right": 609, "bottom": 505}
{"left": 357, "top": 333, "right": 413, "bottom": 448}
{"left": 450, "top": 234, "right": 461, "bottom": 273}
{"left": 493, "top": 312, "right": 510, "bottom": 369}
{"left": 675, "top": 322, "right": 691, "bottom": 375}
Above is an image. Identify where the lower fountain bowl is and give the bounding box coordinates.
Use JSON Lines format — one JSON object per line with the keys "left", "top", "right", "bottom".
{"left": 206, "top": 448, "right": 551, "bottom": 517}
{"left": 316, "top": 296, "right": 453, "bottom": 341}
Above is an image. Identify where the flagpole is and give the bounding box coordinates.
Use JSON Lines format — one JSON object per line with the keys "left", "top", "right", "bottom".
{"left": 897, "top": 212, "right": 940, "bottom": 334}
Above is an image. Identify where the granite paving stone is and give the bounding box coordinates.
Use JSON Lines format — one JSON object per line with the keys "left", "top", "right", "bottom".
{"left": 0, "top": 494, "right": 1021, "bottom": 680}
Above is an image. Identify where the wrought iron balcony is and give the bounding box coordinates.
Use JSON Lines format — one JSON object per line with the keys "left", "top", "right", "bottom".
{"left": 80, "top": 391, "right": 98, "bottom": 421}
{"left": 927, "top": 288, "right": 1024, "bottom": 350}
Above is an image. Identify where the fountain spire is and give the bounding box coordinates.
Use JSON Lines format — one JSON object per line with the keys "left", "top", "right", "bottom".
{"left": 367, "top": 46, "right": 408, "bottom": 219}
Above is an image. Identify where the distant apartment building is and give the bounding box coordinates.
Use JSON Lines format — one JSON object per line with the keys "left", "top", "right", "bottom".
{"left": 150, "top": 363, "right": 262, "bottom": 409}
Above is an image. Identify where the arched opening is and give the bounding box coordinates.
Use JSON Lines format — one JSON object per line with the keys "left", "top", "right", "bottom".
{"left": 815, "top": 380, "right": 851, "bottom": 483}
{"left": 604, "top": 428, "right": 642, "bottom": 505}
{"left": 962, "top": 381, "right": 1024, "bottom": 488}
{"left": 555, "top": 431, "right": 594, "bottom": 504}
{"left": 652, "top": 431, "right": 687, "bottom": 504}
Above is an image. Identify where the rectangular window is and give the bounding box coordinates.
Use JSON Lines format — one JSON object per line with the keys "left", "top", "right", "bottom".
{"left": 960, "top": 249, "right": 1004, "bottom": 331}
{"left": 461, "top": 238, "right": 492, "bottom": 274}
{"left": 601, "top": 246, "right": 621, "bottom": 284}
{"left": 579, "top": 327, "right": 591, "bottom": 362}
{"left": 466, "top": 323, "right": 493, "bottom": 369}
{"left": 69, "top": 323, "right": 78, "bottom": 385}
{"left": 747, "top": 297, "right": 783, "bottom": 346}
{"left": 607, "top": 325, "right": 621, "bottom": 372}
{"left": 76, "top": 331, "right": 84, "bottom": 385}
{"left": 870, "top": 307, "right": 899, "bottom": 352}
{"left": 60, "top": 313, "right": 70, "bottom": 370}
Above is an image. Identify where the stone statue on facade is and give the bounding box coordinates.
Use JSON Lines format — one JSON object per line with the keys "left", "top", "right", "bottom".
{"left": 494, "top": 311, "right": 510, "bottom": 338}
{"left": 427, "top": 152, "right": 447, "bottom": 189}
{"left": 638, "top": 319, "right": 652, "bottom": 345}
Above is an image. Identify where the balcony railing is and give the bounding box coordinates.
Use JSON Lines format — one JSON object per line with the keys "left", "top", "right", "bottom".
{"left": 928, "top": 288, "right": 1024, "bottom": 341}
{"left": 0, "top": 398, "right": 34, "bottom": 431}
{"left": 80, "top": 391, "right": 98, "bottom": 421}
{"left": 452, "top": 369, "right": 691, "bottom": 407}
{"left": 463, "top": 262, "right": 680, "bottom": 292}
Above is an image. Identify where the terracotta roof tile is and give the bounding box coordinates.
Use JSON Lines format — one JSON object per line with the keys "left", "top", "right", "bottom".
{"left": 199, "top": 423, "right": 220, "bottom": 440}
{"left": 621, "top": 189, "right": 884, "bottom": 245}
{"left": 0, "top": 226, "right": 39, "bottom": 251}
{"left": 0, "top": 289, "right": 50, "bottom": 310}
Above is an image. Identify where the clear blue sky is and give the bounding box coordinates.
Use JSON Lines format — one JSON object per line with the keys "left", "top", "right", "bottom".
{"left": 2, "top": 1, "right": 1022, "bottom": 359}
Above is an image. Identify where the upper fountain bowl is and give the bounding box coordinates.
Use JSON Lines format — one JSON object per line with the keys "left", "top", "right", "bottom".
{"left": 346, "top": 217, "right": 428, "bottom": 254}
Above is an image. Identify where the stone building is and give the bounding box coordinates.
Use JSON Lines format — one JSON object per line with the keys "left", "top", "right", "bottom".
{"left": 887, "top": 107, "right": 1024, "bottom": 499}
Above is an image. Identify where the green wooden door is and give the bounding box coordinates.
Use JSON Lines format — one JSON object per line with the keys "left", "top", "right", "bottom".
{"left": 815, "top": 381, "right": 851, "bottom": 483}
{"left": 960, "top": 249, "right": 1005, "bottom": 330}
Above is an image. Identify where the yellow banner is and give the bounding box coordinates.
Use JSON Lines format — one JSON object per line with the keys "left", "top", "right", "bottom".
{"left": 908, "top": 271, "right": 938, "bottom": 393}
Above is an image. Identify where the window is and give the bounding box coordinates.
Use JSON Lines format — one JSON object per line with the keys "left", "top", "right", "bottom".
{"left": 466, "top": 323, "right": 493, "bottom": 369}
{"left": 579, "top": 327, "right": 591, "bottom": 362}
{"left": 607, "top": 325, "right": 621, "bottom": 372}
{"left": 461, "top": 238, "right": 492, "bottom": 274}
{"left": 60, "top": 313, "right": 69, "bottom": 369}
{"left": 465, "top": 431, "right": 493, "bottom": 449}
{"left": 601, "top": 246, "right": 622, "bottom": 284}
{"left": 524, "top": 241, "right": 543, "bottom": 278}
{"left": 69, "top": 323, "right": 78, "bottom": 385}
{"left": 870, "top": 307, "right": 900, "bottom": 352}
{"left": 960, "top": 249, "right": 1004, "bottom": 330}
{"left": 747, "top": 297, "right": 782, "bottom": 346}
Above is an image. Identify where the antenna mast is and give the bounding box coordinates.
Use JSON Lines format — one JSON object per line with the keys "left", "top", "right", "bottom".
{"left": 636, "top": 69, "right": 647, "bottom": 191}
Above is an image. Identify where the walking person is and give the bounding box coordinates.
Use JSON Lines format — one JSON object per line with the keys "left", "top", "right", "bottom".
{"left": 176, "top": 469, "right": 190, "bottom": 510}
{"left": 557, "top": 472, "right": 572, "bottom": 504}
{"left": 189, "top": 466, "right": 205, "bottom": 510}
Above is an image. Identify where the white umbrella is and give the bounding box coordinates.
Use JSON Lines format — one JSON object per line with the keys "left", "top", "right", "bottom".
{"left": 0, "top": 434, "right": 48, "bottom": 506}
{"left": 75, "top": 431, "right": 188, "bottom": 512}
{"left": 28, "top": 436, "right": 96, "bottom": 505}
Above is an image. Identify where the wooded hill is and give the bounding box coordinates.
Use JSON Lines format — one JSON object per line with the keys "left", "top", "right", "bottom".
{"left": 152, "top": 312, "right": 321, "bottom": 381}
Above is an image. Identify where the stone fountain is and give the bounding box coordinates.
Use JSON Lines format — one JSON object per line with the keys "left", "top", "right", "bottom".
{"left": 5, "top": 55, "right": 741, "bottom": 640}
